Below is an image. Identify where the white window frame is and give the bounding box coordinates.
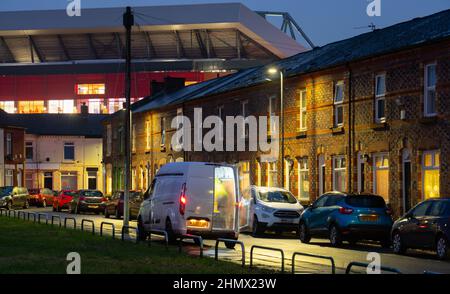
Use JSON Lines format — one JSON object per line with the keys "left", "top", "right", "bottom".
{"left": 334, "top": 81, "right": 344, "bottom": 127}
{"left": 299, "top": 89, "right": 307, "bottom": 131}
{"left": 422, "top": 150, "right": 440, "bottom": 199}
{"left": 375, "top": 74, "right": 386, "bottom": 123}
{"left": 332, "top": 155, "right": 346, "bottom": 191}
{"left": 298, "top": 157, "right": 309, "bottom": 201}
{"left": 424, "top": 63, "right": 437, "bottom": 117}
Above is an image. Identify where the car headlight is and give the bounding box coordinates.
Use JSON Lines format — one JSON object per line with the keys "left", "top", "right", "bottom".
{"left": 261, "top": 206, "right": 275, "bottom": 213}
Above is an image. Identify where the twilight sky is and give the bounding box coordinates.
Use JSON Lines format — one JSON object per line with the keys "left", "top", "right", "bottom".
{"left": 0, "top": 0, "right": 449, "bottom": 46}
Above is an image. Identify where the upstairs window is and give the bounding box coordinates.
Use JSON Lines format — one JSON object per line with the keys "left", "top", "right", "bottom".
{"left": 25, "top": 142, "right": 34, "bottom": 160}
{"left": 64, "top": 142, "right": 75, "bottom": 161}
{"left": 375, "top": 74, "right": 386, "bottom": 123}
{"left": 424, "top": 64, "right": 437, "bottom": 117}
{"left": 299, "top": 90, "right": 307, "bottom": 131}
{"left": 334, "top": 81, "right": 344, "bottom": 127}
{"left": 160, "top": 117, "right": 166, "bottom": 146}
{"left": 6, "top": 133, "right": 12, "bottom": 156}
{"left": 77, "top": 83, "right": 105, "bottom": 95}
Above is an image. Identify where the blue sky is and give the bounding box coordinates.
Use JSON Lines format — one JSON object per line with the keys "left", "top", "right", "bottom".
{"left": 0, "top": 0, "right": 449, "bottom": 46}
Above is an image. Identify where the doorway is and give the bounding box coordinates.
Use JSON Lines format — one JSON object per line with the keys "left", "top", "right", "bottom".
{"left": 318, "top": 155, "right": 325, "bottom": 196}
{"left": 44, "top": 172, "right": 53, "bottom": 190}
{"left": 402, "top": 150, "right": 412, "bottom": 213}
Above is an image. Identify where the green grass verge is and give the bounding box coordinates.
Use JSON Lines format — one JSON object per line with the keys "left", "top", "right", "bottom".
{"left": 0, "top": 216, "right": 270, "bottom": 274}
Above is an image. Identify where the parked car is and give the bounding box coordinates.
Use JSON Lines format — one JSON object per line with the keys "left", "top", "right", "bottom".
{"left": 53, "top": 190, "right": 77, "bottom": 212}
{"left": 240, "top": 186, "right": 304, "bottom": 236}
{"left": 392, "top": 198, "right": 450, "bottom": 260}
{"left": 105, "top": 190, "right": 143, "bottom": 219}
{"left": 299, "top": 192, "right": 393, "bottom": 247}
{"left": 28, "top": 188, "right": 55, "bottom": 207}
{"left": 68, "top": 190, "right": 107, "bottom": 214}
{"left": 0, "top": 186, "right": 30, "bottom": 210}
{"left": 138, "top": 162, "right": 240, "bottom": 248}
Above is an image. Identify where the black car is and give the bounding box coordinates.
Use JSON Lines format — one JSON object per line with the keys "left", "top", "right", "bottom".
{"left": 391, "top": 198, "right": 450, "bottom": 259}
{"left": 68, "top": 190, "right": 106, "bottom": 214}
{"left": 104, "top": 191, "right": 143, "bottom": 220}
{"left": 0, "top": 186, "right": 30, "bottom": 210}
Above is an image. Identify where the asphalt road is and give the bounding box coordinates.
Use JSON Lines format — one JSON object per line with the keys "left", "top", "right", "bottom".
{"left": 17, "top": 207, "right": 450, "bottom": 274}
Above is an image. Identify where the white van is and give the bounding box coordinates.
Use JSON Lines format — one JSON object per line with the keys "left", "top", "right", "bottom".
{"left": 239, "top": 186, "right": 304, "bottom": 236}
{"left": 137, "top": 162, "right": 240, "bottom": 248}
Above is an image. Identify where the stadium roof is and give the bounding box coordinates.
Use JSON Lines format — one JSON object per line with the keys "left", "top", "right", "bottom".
{"left": 0, "top": 3, "right": 306, "bottom": 73}
{"left": 133, "top": 9, "right": 450, "bottom": 114}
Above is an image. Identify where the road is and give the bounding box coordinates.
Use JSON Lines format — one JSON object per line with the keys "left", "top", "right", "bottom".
{"left": 15, "top": 207, "right": 450, "bottom": 274}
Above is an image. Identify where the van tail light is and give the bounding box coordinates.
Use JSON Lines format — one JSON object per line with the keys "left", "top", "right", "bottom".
{"left": 101, "top": 197, "right": 107, "bottom": 202}
{"left": 179, "top": 183, "right": 187, "bottom": 216}
{"left": 339, "top": 207, "right": 354, "bottom": 215}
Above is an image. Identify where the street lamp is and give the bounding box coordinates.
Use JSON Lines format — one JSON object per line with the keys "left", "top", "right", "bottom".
{"left": 267, "top": 67, "right": 285, "bottom": 189}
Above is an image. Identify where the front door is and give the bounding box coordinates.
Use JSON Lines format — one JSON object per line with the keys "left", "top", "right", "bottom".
{"left": 44, "top": 172, "right": 53, "bottom": 190}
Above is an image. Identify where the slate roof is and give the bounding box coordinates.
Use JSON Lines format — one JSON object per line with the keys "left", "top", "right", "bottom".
{"left": 0, "top": 112, "right": 108, "bottom": 138}
{"left": 132, "top": 9, "right": 450, "bottom": 114}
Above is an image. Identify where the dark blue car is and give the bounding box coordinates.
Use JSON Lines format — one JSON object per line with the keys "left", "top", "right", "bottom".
{"left": 299, "top": 192, "right": 393, "bottom": 247}
{"left": 391, "top": 198, "right": 450, "bottom": 260}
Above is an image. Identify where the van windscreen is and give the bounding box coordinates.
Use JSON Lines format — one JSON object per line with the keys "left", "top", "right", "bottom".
{"left": 345, "top": 195, "right": 386, "bottom": 208}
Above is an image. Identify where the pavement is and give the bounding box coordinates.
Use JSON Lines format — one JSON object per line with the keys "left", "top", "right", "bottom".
{"left": 9, "top": 207, "right": 450, "bottom": 274}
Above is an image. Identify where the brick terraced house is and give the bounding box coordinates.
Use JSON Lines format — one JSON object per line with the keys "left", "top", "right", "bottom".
{"left": 103, "top": 10, "right": 450, "bottom": 217}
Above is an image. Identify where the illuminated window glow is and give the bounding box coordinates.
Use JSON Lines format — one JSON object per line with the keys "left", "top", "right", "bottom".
{"left": 77, "top": 84, "right": 105, "bottom": 95}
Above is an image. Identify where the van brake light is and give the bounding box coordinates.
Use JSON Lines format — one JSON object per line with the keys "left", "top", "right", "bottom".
{"left": 179, "top": 183, "right": 187, "bottom": 215}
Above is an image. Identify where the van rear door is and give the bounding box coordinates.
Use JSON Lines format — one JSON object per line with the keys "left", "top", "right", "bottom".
{"left": 186, "top": 165, "right": 215, "bottom": 229}
{"left": 212, "top": 166, "right": 237, "bottom": 231}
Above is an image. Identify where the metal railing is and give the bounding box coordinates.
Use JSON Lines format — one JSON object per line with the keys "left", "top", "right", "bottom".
{"left": 37, "top": 213, "right": 48, "bottom": 224}
{"left": 250, "top": 245, "right": 285, "bottom": 273}
{"left": 27, "top": 212, "right": 37, "bottom": 223}
{"left": 81, "top": 219, "right": 95, "bottom": 234}
{"left": 51, "top": 215, "right": 62, "bottom": 227}
{"left": 178, "top": 234, "right": 203, "bottom": 257}
{"left": 64, "top": 217, "right": 77, "bottom": 229}
{"left": 346, "top": 262, "right": 402, "bottom": 274}
{"left": 17, "top": 210, "right": 26, "bottom": 220}
{"left": 100, "top": 222, "right": 116, "bottom": 239}
{"left": 292, "top": 252, "right": 336, "bottom": 274}
{"left": 0, "top": 208, "right": 7, "bottom": 216}
{"left": 121, "top": 225, "right": 138, "bottom": 243}
{"left": 8, "top": 210, "right": 16, "bottom": 218}
{"left": 215, "top": 238, "right": 246, "bottom": 267}
{"left": 148, "top": 229, "right": 169, "bottom": 249}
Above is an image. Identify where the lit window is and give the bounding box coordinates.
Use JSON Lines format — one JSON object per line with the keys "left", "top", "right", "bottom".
{"left": 146, "top": 121, "right": 151, "bottom": 150}
{"left": 88, "top": 99, "right": 102, "bottom": 114}
{"left": 108, "top": 98, "right": 126, "bottom": 114}
{"left": 373, "top": 153, "right": 389, "bottom": 202}
{"left": 77, "top": 84, "right": 106, "bottom": 95}
{"left": 18, "top": 101, "right": 45, "bottom": 113}
{"left": 333, "top": 156, "right": 346, "bottom": 192}
{"left": 48, "top": 100, "right": 74, "bottom": 114}
{"left": 0, "top": 101, "right": 15, "bottom": 113}
{"left": 424, "top": 64, "right": 437, "bottom": 117}
{"left": 298, "top": 158, "right": 309, "bottom": 201}
{"left": 334, "top": 81, "right": 344, "bottom": 127}
{"left": 422, "top": 150, "right": 440, "bottom": 199}
{"left": 375, "top": 74, "right": 386, "bottom": 123}
{"left": 239, "top": 161, "right": 250, "bottom": 194}
{"left": 267, "top": 162, "right": 278, "bottom": 187}
{"left": 299, "top": 90, "right": 307, "bottom": 131}
{"left": 268, "top": 97, "right": 277, "bottom": 135}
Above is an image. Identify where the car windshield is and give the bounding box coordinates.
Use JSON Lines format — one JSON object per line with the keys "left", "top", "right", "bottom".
{"left": 345, "top": 195, "right": 386, "bottom": 208}
{"left": 63, "top": 191, "right": 77, "bottom": 197}
{"left": 257, "top": 190, "right": 297, "bottom": 204}
{"left": 0, "top": 187, "right": 13, "bottom": 197}
{"left": 80, "top": 191, "right": 103, "bottom": 197}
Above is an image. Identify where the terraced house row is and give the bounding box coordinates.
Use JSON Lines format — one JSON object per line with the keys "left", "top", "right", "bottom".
{"left": 103, "top": 10, "right": 450, "bottom": 217}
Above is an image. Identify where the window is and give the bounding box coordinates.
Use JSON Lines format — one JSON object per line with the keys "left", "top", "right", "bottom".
{"left": 87, "top": 171, "right": 97, "bottom": 190}
{"left": 267, "top": 162, "right": 278, "bottom": 187}
{"left": 77, "top": 83, "right": 105, "bottom": 95}
{"left": 375, "top": 74, "right": 386, "bottom": 123}
{"left": 333, "top": 156, "right": 346, "bottom": 192}
{"left": 132, "top": 124, "right": 136, "bottom": 152}
{"left": 241, "top": 100, "right": 249, "bottom": 138}
{"left": 256, "top": 162, "right": 262, "bottom": 186}
{"left": 64, "top": 142, "right": 75, "bottom": 161}
{"left": 25, "top": 142, "right": 34, "bottom": 160}
{"left": 146, "top": 121, "right": 151, "bottom": 150}
{"left": 48, "top": 100, "right": 74, "bottom": 113}
{"left": 299, "top": 90, "right": 307, "bottom": 131}
{"left": 373, "top": 153, "right": 389, "bottom": 202}
{"left": 106, "top": 125, "right": 112, "bottom": 156}
{"left": 0, "top": 101, "right": 15, "bottom": 113}
{"left": 6, "top": 133, "right": 12, "bottom": 156}
{"left": 18, "top": 101, "right": 45, "bottom": 113}
{"left": 25, "top": 172, "right": 34, "bottom": 189}
{"left": 61, "top": 172, "right": 77, "bottom": 190}
{"left": 424, "top": 64, "right": 437, "bottom": 117}
{"left": 268, "top": 96, "right": 277, "bottom": 135}
{"left": 5, "top": 170, "right": 13, "bottom": 186}
{"left": 298, "top": 158, "right": 309, "bottom": 201}
{"left": 160, "top": 117, "right": 166, "bottom": 146}
{"left": 422, "top": 150, "right": 440, "bottom": 199}
{"left": 334, "top": 81, "right": 344, "bottom": 127}
{"left": 108, "top": 98, "right": 126, "bottom": 114}
{"left": 88, "top": 99, "right": 102, "bottom": 114}
{"left": 284, "top": 159, "right": 291, "bottom": 190}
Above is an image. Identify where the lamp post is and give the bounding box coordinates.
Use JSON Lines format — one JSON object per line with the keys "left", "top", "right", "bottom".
{"left": 267, "top": 67, "right": 285, "bottom": 188}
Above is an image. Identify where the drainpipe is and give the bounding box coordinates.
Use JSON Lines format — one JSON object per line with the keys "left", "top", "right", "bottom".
{"left": 346, "top": 63, "right": 353, "bottom": 193}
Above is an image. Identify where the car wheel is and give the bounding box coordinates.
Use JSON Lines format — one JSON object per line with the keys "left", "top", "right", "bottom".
{"left": 392, "top": 231, "right": 406, "bottom": 254}
{"left": 225, "top": 241, "right": 236, "bottom": 249}
{"left": 436, "top": 236, "right": 448, "bottom": 260}
{"left": 299, "top": 222, "right": 311, "bottom": 244}
{"left": 252, "top": 216, "right": 264, "bottom": 237}
{"left": 165, "top": 218, "right": 177, "bottom": 244}
{"left": 329, "top": 225, "right": 342, "bottom": 247}
{"left": 23, "top": 200, "right": 29, "bottom": 209}
{"left": 137, "top": 218, "right": 147, "bottom": 242}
